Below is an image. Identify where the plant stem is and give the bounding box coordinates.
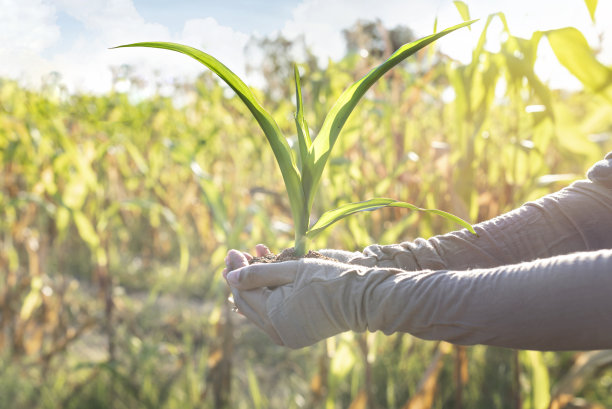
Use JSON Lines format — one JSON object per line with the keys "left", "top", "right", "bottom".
{"left": 294, "top": 234, "right": 307, "bottom": 257}
{"left": 294, "top": 207, "right": 309, "bottom": 256}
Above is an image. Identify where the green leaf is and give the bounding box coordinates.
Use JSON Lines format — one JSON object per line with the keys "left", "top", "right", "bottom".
{"left": 73, "top": 210, "right": 100, "bottom": 249}
{"left": 521, "top": 351, "right": 551, "bottom": 409}
{"left": 113, "top": 41, "right": 309, "bottom": 250}
{"left": 306, "top": 20, "right": 476, "bottom": 214}
{"left": 453, "top": 1, "right": 471, "bottom": 25}
{"left": 470, "top": 13, "right": 507, "bottom": 77}
{"left": 545, "top": 27, "right": 612, "bottom": 101}
{"left": 294, "top": 64, "right": 312, "bottom": 171}
{"left": 246, "top": 363, "right": 266, "bottom": 409}
{"left": 20, "top": 276, "right": 43, "bottom": 321}
{"left": 124, "top": 140, "right": 149, "bottom": 174}
{"left": 584, "top": 0, "right": 598, "bottom": 22}
{"left": 191, "top": 162, "right": 230, "bottom": 236}
{"left": 306, "top": 198, "right": 476, "bottom": 239}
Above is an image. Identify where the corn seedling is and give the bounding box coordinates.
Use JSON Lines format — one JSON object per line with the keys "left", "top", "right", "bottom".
{"left": 115, "top": 20, "right": 477, "bottom": 256}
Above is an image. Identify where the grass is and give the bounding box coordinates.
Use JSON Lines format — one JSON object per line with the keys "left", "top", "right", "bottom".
{"left": 1, "top": 10, "right": 611, "bottom": 408}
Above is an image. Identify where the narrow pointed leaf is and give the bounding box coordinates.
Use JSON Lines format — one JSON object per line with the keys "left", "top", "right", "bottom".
{"left": 545, "top": 27, "right": 612, "bottom": 101}
{"left": 453, "top": 1, "right": 471, "bottom": 25}
{"left": 584, "top": 0, "right": 597, "bottom": 22}
{"left": 306, "top": 198, "right": 476, "bottom": 239}
{"left": 113, "top": 41, "right": 308, "bottom": 241}
{"left": 305, "top": 20, "right": 476, "bottom": 212}
{"left": 294, "top": 64, "right": 312, "bottom": 170}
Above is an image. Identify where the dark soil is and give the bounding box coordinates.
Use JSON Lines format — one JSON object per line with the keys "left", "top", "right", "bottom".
{"left": 248, "top": 247, "right": 335, "bottom": 264}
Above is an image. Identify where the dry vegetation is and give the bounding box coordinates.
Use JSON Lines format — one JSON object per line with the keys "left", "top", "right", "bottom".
{"left": 1, "top": 10, "right": 611, "bottom": 409}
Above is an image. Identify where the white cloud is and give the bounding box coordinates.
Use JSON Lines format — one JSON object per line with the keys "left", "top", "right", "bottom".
{"left": 279, "top": 0, "right": 611, "bottom": 90}
{"left": 0, "top": 0, "right": 610, "bottom": 94}
{"left": 279, "top": 0, "right": 465, "bottom": 63}
{"left": 0, "top": 0, "right": 60, "bottom": 81}
{"left": 0, "top": 0, "right": 252, "bottom": 93}
{"left": 49, "top": 0, "right": 177, "bottom": 93}
{"left": 180, "top": 17, "right": 250, "bottom": 78}
{"left": 0, "top": 0, "right": 59, "bottom": 51}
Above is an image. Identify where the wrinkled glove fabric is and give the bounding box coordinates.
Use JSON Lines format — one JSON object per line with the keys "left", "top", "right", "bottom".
{"left": 233, "top": 153, "right": 612, "bottom": 350}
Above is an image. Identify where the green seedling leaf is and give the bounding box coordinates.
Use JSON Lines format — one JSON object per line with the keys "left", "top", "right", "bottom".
{"left": 305, "top": 20, "right": 477, "bottom": 213}
{"left": 114, "top": 41, "right": 309, "bottom": 250}
{"left": 116, "top": 21, "right": 477, "bottom": 257}
{"left": 293, "top": 64, "right": 312, "bottom": 171}
{"left": 306, "top": 198, "right": 476, "bottom": 239}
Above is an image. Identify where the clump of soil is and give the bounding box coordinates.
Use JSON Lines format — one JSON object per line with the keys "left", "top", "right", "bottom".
{"left": 249, "top": 247, "right": 335, "bottom": 264}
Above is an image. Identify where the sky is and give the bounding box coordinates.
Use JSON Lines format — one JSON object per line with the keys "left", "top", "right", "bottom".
{"left": 1, "top": 0, "right": 610, "bottom": 95}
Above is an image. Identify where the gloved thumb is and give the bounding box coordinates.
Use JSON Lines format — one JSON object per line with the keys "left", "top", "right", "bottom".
{"left": 226, "top": 249, "right": 249, "bottom": 271}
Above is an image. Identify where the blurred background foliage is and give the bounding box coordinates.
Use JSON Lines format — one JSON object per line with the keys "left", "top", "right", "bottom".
{"left": 1, "top": 4, "right": 612, "bottom": 409}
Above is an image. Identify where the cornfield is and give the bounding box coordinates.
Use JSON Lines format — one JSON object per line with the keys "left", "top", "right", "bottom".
{"left": 1, "top": 9, "right": 611, "bottom": 409}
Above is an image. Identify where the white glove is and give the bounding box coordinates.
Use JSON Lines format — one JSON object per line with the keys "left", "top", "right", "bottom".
{"left": 224, "top": 249, "right": 399, "bottom": 348}
{"left": 225, "top": 248, "right": 612, "bottom": 351}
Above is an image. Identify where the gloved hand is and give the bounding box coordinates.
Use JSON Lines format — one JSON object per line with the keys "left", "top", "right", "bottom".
{"left": 225, "top": 248, "right": 612, "bottom": 351}
{"left": 223, "top": 242, "right": 427, "bottom": 271}
{"left": 224, "top": 249, "right": 400, "bottom": 348}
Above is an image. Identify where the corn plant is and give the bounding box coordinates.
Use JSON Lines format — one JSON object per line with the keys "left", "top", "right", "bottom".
{"left": 115, "top": 20, "right": 476, "bottom": 256}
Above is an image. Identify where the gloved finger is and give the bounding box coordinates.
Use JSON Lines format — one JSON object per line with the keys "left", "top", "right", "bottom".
{"left": 225, "top": 249, "right": 251, "bottom": 269}
{"left": 226, "top": 249, "right": 250, "bottom": 271}
{"left": 240, "top": 288, "right": 284, "bottom": 344}
{"left": 255, "top": 244, "right": 271, "bottom": 257}
{"left": 231, "top": 288, "right": 284, "bottom": 345}
{"left": 231, "top": 289, "right": 269, "bottom": 330}
{"left": 226, "top": 261, "right": 299, "bottom": 291}
{"left": 238, "top": 286, "right": 272, "bottom": 319}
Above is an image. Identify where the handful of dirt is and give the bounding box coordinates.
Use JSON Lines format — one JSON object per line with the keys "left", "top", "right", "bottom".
{"left": 249, "top": 247, "right": 335, "bottom": 264}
